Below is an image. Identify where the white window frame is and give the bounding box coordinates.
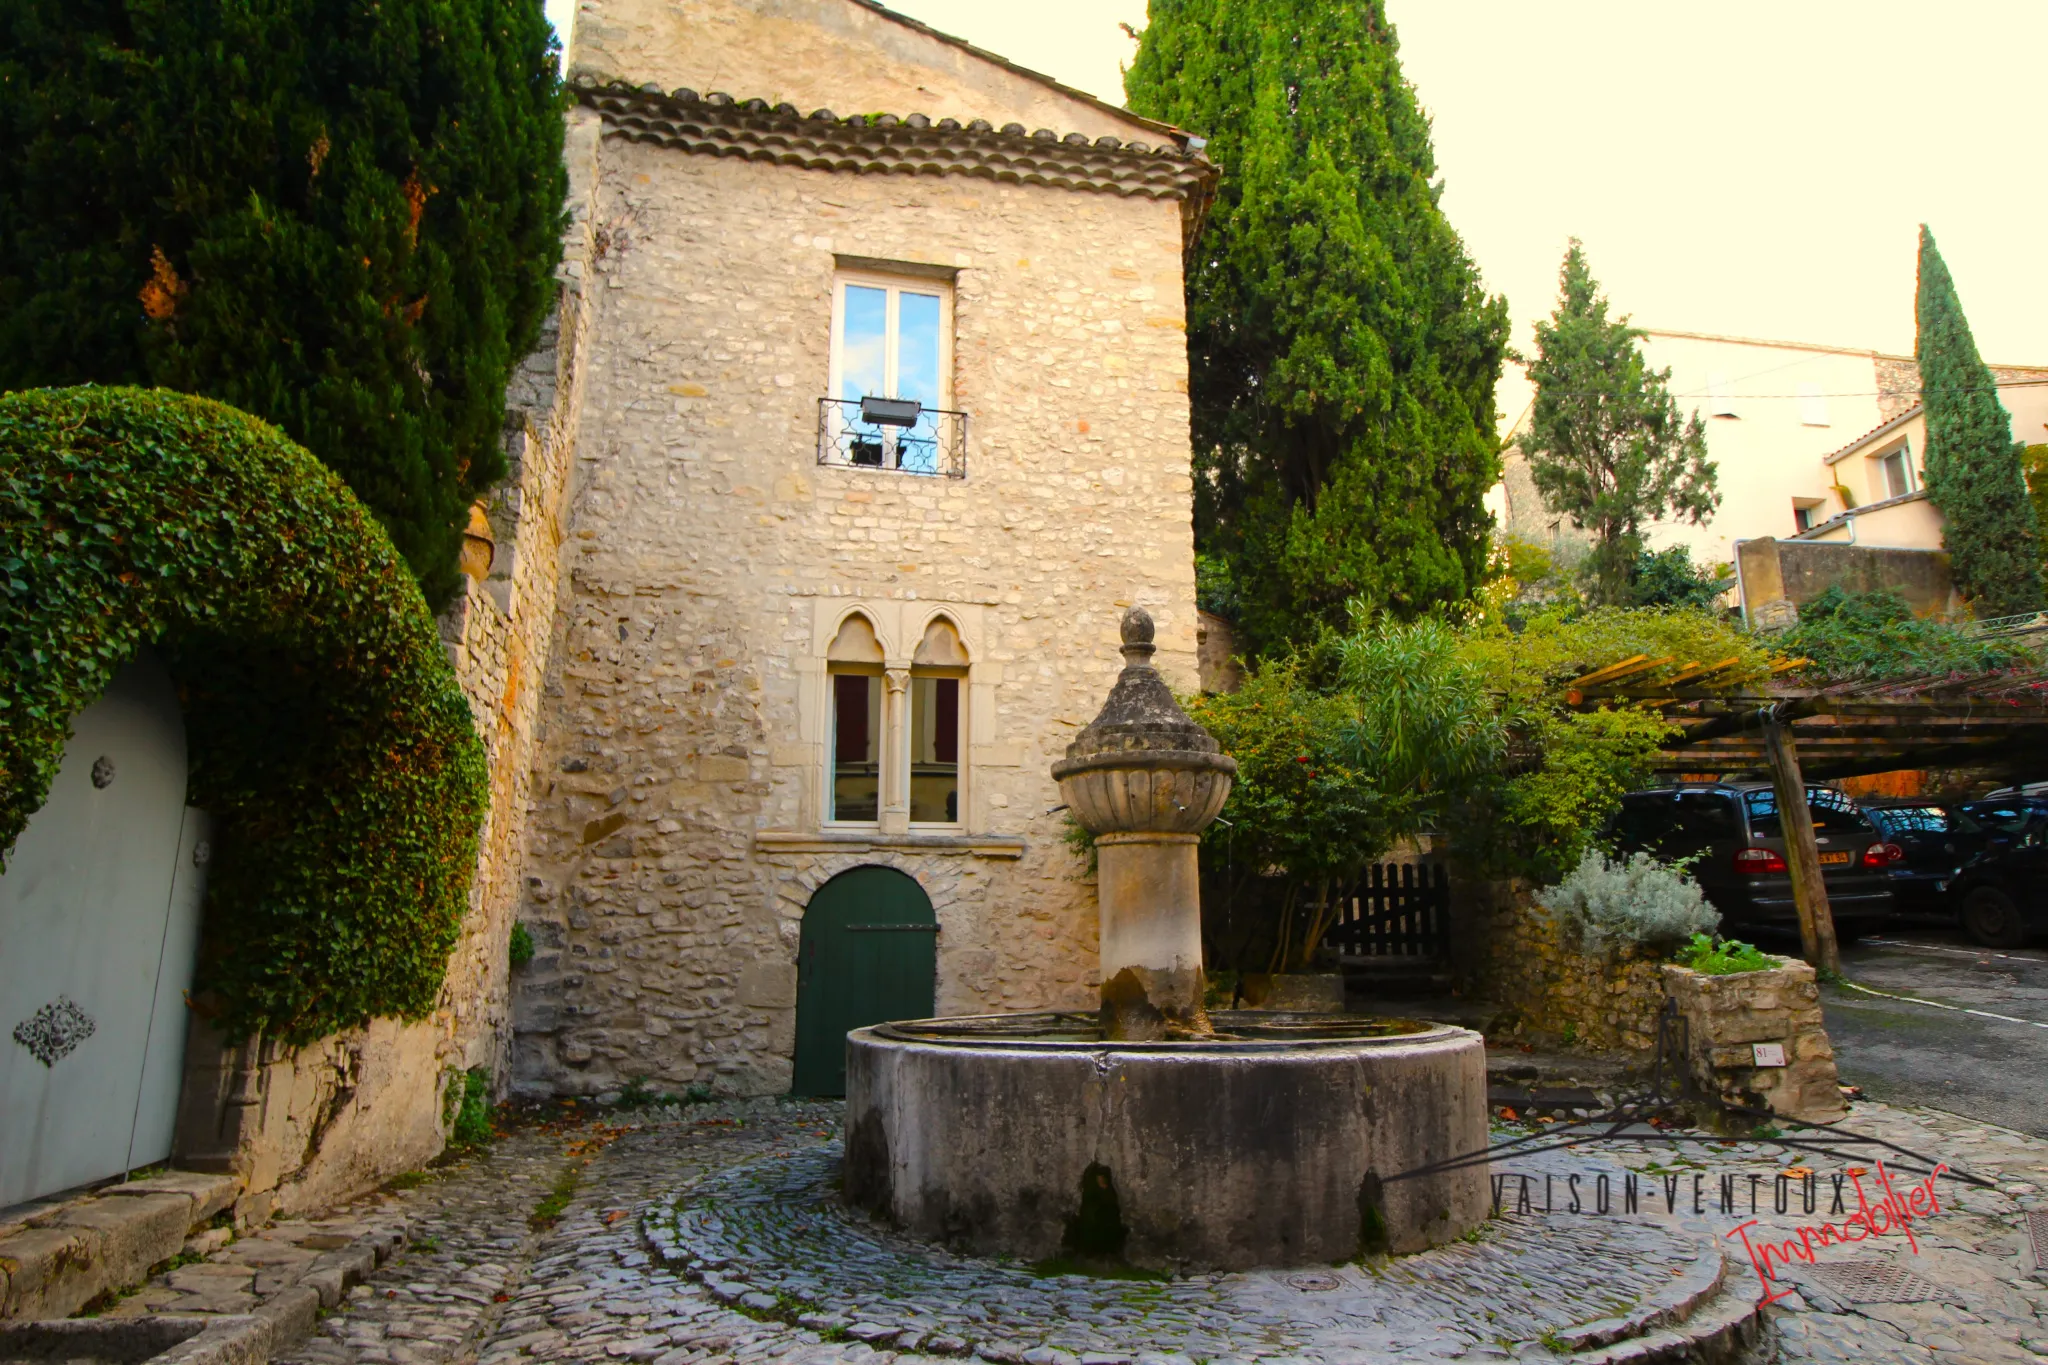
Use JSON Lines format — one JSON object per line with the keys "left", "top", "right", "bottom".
{"left": 1872, "top": 441, "right": 1915, "bottom": 501}
{"left": 829, "top": 270, "right": 955, "bottom": 412}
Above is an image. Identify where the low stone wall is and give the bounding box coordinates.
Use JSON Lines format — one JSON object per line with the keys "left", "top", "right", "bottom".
{"left": 1451, "top": 878, "right": 1666, "bottom": 1053}
{"left": 1664, "top": 959, "right": 1846, "bottom": 1125}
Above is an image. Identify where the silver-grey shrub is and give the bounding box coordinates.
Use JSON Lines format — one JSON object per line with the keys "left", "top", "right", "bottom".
{"left": 1536, "top": 848, "right": 1719, "bottom": 955}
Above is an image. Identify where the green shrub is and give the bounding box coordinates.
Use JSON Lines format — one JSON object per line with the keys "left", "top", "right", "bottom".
{"left": 450, "top": 1068, "right": 494, "bottom": 1146}
{"left": 509, "top": 922, "right": 535, "bottom": 970}
{"left": 0, "top": 387, "right": 488, "bottom": 1042}
{"left": 1673, "top": 933, "right": 1775, "bottom": 976}
{"left": 1779, "top": 586, "right": 2034, "bottom": 680}
{"left": 1537, "top": 848, "right": 1718, "bottom": 954}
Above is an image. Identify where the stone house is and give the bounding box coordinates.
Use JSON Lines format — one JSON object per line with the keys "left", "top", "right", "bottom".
{"left": 508, "top": 0, "right": 1218, "bottom": 1097}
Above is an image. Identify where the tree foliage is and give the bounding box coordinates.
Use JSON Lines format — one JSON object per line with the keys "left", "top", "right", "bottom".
{"left": 1518, "top": 241, "right": 1718, "bottom": 605}
{"left": 1916, "top": 226, "right": 2043, "bottom": 616}
{"left": 0, "top": 0, "right": 567, "bottom": 604}
{"left": 1187, "top": 617, "right": 1503, "bottom": 971}
{"left": 1126, "top": 0, "right": 1508, "bottom": 655}
{"left": 0, "top": 388, "right": 488, "bottom": 1042}
{"left": 1454, "top": 604, "right": 1772, "bottom": 880}
{"left": 1630, "top": 544, "right": 1731, "bottom": 610}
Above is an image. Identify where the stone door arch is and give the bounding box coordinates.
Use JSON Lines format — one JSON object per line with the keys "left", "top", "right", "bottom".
{"left": 791, "top": 866, "right": 936, "bottom": 1097}
{"left": 0, "top": 653, "right": 210, "bottom": 1204}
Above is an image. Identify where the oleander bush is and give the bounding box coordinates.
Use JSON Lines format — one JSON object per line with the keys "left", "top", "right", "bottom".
{"left": 0, "top": 386, "right": 487, "bottom": 1043}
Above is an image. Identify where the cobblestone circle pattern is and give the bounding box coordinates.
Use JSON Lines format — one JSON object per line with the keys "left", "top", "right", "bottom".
{"left": 644, "top": 1142, "right": 1728, "bottom": 1361}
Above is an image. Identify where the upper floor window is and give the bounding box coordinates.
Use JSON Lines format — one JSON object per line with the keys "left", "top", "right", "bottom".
{"left": 820, "top": 266, "right": 966, "bottom": 477}
{"left": 1797, "top": 382, "right": 1829, "bottom": 427}
{"left": 834, "top": 272, "right": 950, "bottom": 414}
{"left": 1875, "top": 443, "right": 1914, "bottom": 500}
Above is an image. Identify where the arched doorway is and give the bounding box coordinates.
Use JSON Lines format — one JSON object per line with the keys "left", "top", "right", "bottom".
{"left": 1, "top": 653, "right": 210, "bottom": 1204}
{"left": 791, "top": 866, "right": 937, "bottom": 1096}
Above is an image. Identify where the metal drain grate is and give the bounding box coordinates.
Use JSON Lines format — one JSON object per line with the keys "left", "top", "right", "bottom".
{"left": 1794, "top": 1260, "right": 1958, "bottom": 1304}
{"left": 2029, "top": 1210, "right": 2048, "bottom": 1272}
{"left": 1286, "top": 1273, "right": 1343, "bottom": 1293}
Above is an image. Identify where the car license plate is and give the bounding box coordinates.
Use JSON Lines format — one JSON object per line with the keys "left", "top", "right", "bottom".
{"left": 1818, "top": 851, "right": 1852, "bottom": 866}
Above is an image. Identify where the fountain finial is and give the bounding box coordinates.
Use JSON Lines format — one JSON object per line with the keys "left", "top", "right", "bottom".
{"left": 1119, "top": 606, "right": 1156, "bottom": 666}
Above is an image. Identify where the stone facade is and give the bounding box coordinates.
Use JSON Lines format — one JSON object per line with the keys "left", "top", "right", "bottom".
{"left": 1451, "top": 879, "right": 1666, "bottom": 1053}
{"left": 508, "top": 1, "right": 1211, "bottom": 1097}
{"left": 1663, "top": 957, "right": 1846, "bottom": 1126}
{"left": 167, "top": 112, "right": 606, "bottom": 1215}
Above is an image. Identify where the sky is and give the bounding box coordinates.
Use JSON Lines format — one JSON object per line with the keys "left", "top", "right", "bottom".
{"left": 550, "top": 1, "right": 2048, "bottom": 430}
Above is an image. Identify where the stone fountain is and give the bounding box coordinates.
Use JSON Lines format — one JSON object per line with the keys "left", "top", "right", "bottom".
{"left": 844, "top": 608, "right": 1489, "bottom": 1272}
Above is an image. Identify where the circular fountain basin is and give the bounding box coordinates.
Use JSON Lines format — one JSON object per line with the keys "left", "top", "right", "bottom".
{"left": 844, "top": 1011, "right": 1490, "bottom": 1272}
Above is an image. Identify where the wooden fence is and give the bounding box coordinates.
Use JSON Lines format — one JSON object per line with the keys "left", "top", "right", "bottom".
{"left": 1322, "top": 862, "right": 1451, "bottom": 959}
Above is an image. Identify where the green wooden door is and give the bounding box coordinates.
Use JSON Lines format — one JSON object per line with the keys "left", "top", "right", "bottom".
{"left": 791, "top": 866, "right": 937, "bottom": 1096}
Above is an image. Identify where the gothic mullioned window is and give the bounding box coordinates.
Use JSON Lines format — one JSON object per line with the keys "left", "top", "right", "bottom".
{"left": 824, "top": 612, "right": 969, "bottom": 828}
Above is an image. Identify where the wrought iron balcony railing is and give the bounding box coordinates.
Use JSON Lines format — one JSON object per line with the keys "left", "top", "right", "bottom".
{"left": 817, "top": 397, "right": 967, "bottom": 478}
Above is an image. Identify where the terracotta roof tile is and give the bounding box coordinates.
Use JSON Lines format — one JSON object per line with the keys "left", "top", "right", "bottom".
{"left": 571, "top": 78, "right": 1219, "bottom": 259}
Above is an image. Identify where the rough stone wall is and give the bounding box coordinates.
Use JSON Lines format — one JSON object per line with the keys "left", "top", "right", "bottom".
{"left": 1874, "top": 356, "right": 1922, "bottom": 422}
{"left": 1663, "top": 959, "right": 1845, "bottom": 1125}
{"left": 570, "top": 0, "right": 1163, "bottom": 145}
{"left": 1450, "top": 878, "right": 1665, "bottom": 1053}
{"left": 1736, "top": 536, "right": 1962, "bottom": 628}
{"left": 169, "top": 111, "right": 607, "bottom": 1216}
{"left": 509, "top": 132, "right": 1200, "bottom": 1098}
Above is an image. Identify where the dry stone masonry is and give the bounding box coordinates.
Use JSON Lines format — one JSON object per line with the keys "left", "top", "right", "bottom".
{"left": 1665, "top": 956, "right": 1847, "bottom": 1126}
{"left": 509, "top": 2, "right": 1215, "bottom": 1097}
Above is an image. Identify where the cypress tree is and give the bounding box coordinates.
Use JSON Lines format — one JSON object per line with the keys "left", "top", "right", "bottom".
{"left": 1518, "top": 241, "right": 1717, "bottom": 605}
{"left": 1916, "top": 225, "right": 2043, "bottom": 617}
{"left": 1125, "top": 0, "right": 1508, "bottom": 655}
{"left": 0, "top": 0, "right": 566, "bottom": 604}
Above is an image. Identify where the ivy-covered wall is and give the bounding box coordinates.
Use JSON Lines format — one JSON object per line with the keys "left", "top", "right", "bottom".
{"left": 0, "top": 386, "right": 488, "bottom": 1043}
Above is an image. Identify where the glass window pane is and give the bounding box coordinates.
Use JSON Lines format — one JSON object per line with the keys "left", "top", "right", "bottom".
{"left": 840, "top": 285, "right": 888, "bottom": 403}
{"left": 831, "top": 673, "right": 880, "bottom": 822}
{"left": 1883, "top": 452, "right": 1908, "bottom": 500}
{"left": 908, "top": 675, "right": 960, "bottom": 824}
{"left": 896, "top": 292, "right": 943, "bottom": 406}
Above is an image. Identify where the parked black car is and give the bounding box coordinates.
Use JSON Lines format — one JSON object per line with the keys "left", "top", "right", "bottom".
{"left": 1860, "top": 800, "right": 1991, "bottom": 915}
{"left": 1608, "top": 782, "right": 1899, "bottom": 937}
{"left": 1945, "top": 796, "right": 2048, "bottom": 947}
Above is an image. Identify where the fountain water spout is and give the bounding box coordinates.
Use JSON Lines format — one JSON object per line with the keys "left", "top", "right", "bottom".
{"left": 1051, "top": 607, "right": 1236, "bottom": 1040}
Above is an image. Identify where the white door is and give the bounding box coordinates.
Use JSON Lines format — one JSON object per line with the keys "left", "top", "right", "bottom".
{"left": 0, "top": 653, "right": 208, "bottom": 1205}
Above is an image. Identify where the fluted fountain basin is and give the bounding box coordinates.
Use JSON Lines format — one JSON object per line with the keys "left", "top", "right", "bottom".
{"left": 843, "top": 1011, "right": 1489, "bottom": 1272}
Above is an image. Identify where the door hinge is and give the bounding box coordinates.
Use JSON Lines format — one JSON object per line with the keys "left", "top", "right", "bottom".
{"left": 845, "top": 923, "right": 940, "bottom": 933}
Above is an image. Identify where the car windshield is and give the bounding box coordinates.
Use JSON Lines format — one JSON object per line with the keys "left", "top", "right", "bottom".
{"left": 1743, "top": 788, "right": 1875, "bottom": 839}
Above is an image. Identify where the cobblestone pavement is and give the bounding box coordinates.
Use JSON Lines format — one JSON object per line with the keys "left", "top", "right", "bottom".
{"left": 150, "top": 1095, "right": 2041, "bottom": 1365}
{"left": 1494, "top": 1099, "right": 2048, "bottom": 1365}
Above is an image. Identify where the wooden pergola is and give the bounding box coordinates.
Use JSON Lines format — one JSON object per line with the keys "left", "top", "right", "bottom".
{"left": 1566, "top": 655, "right": 2048, "bottom": 972}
